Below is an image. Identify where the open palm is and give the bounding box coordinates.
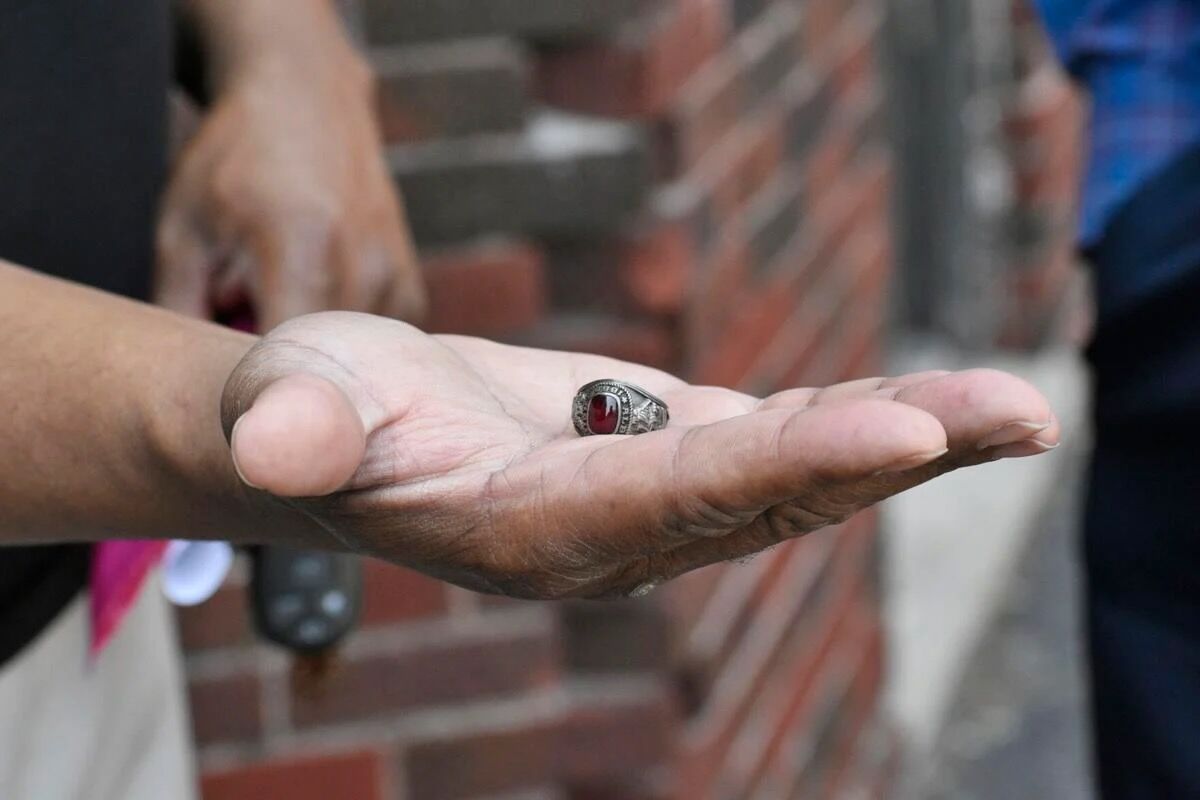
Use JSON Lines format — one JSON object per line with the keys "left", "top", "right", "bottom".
{"left": 222, "top": 312, "right": 1058, "bottom": 598}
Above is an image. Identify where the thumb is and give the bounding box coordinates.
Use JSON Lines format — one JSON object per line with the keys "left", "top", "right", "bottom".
{"left": 229, "top": 372, "right": 366, "bottom": 497}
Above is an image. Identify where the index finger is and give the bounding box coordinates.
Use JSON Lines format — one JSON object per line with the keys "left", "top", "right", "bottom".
{"left": 487, "top": 398, "right": 948, "bottom": 562}
{"left": 249, "top": 221, "right": 337, "bottom": 331}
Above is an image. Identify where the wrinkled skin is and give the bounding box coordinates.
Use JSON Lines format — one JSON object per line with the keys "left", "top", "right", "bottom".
{"left": 222, "top": 312, "right": 1060, "bottom": 600}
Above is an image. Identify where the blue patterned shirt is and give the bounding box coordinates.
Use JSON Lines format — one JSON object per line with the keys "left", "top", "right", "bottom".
{"left": 1035, "top": 0, "right": 1200, "bottom": 246}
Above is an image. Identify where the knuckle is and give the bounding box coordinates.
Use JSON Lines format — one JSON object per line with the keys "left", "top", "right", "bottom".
{"left": 598, "top": 554, "right": 672, "bottom": 599}
{"left": 210, "top": 163, "right": 251, "bottom": 210}
{"left": 663, "top": 495, "right": 755, "bottom": 538}
{"left": 759, "top": 504, "right": 816, "bottom": 543}
{"left": 759, "top": 496, "right": 853, "bottom": 543}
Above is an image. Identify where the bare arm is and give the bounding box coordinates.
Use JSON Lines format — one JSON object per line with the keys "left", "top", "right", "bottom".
{"left": 0, "top": 261, "right": 321, "bottom": 546}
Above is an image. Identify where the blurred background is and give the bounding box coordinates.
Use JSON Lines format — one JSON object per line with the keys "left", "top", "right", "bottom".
{"left": 188, "top": 0, "right": 1092, "bottom": 797}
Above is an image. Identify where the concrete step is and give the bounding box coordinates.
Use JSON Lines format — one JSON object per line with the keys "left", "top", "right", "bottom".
{"left": 880, "top": 340, "right": 1090, "bottom": 766}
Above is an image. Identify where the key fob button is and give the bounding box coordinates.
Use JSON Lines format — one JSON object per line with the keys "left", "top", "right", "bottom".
{"left": 295, "top": 618, "right": 332, "bottom": 647}
{"left": 290, "top": 554, "right": 331, "bottom": 586}
{"left": 320, "top": 590, "right": 349, "bottom": 618}
{"left": 269, "top": 593, "right": 306, "bottom": 627}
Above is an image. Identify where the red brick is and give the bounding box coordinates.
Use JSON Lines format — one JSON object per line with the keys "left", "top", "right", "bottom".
{"left": 659, "top": 561, "right": 730, "bottom": 643}
{"left": 802, "top": 0, "right": 855, "bottom": 67}
{"left": 791, "top": 608, "right": 884, "bottom": 800}
{"left": 560, "top": 681, "right": 678, "bottom": 785}
{"left": 545, "top": 222, "right": 697, "bottom": 318}
{"left": 289, "top": 622, "right": 560, "bottom": 727}
{"left": 681, "top": 545, "right": 805, "bottom": 697}
{"left": 188, "top": 672, "right": 263, "bottom": 746}
{"left": 744, "top": 169, "right": 806, "bottom": 276}
{"left": 736, "top": 236, "right": 853, "bottom": 391}
{"left": 805, "top": 120, "right": 857, "bottom": 207}
{"left": 676, "top": 527, "right": 852, "bottom": 797}
{"left": 176, "top": 583, "right": 251, "bottom": 652}
{"left": 422, "top": 238, "right": 547, "bottom": 336}
{"left": 536, "top": 0, "right": 728, "bottom": 118}
{"left": 372, "top": 40, "right": 529, "bottom": 144}
{"left": 360, "top": 559, "right": 449, "bottom": 627}
{"left": 826, "top": 617, "right": 886, "bottom": 796}
{"left": 800, "top": 148, "right": 889, "bottom": 294}
{"left": 658, "top": 3, "right": 802, "bottom": 177}
{"left": 710, "top": 112, "right": 787, "bottom": 224}
{"left": 202, "top": 750, "right": 390, "bottom": 800}
{"left": 563, "top": 599, "right": 678, "bottom": 673}
{"left": 737, "top": 4, "right": 805, "bottom": 110}
{"left": 617, "top": 222, "right": 698, "bottom": 316}
{"left": 402, "top": 720, "right": 559, "bottom": 800}
{"left": 689, "top": 273, "right": 797, "bottom": 387}
{"left": 796, "top": 248, "right": 888, "bottom": 387}
{"left": 664, "top": 54, "right": 744, "bottom": 176}
{"left": 720, "top": 525, "right": 879, "bottom": 799}
{"left": 685, "top": 230, "right": 752, "bottom": 358}
{"left": 830, "top": 8, "right": 880, "bottom": 102}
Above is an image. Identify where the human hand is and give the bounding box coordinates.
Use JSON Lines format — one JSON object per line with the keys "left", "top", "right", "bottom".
{"left": 222, "top": 313, "right": 1059, "bottom": 599}
{"left": 155, "top": 43, "right": 425, "bottom": 329}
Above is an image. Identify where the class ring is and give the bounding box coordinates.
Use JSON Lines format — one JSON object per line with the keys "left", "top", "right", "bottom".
{"left": 573, "top": 379, "right": 670, "bottom": 437}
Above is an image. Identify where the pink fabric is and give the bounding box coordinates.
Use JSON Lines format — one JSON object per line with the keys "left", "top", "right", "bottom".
{"left": 89, "top": 541, "right": 167, "bottom": 657}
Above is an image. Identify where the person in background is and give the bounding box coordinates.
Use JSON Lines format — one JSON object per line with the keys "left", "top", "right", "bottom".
{"left": 0, "top": 1, "right": 1061, "bottom": 798}
{"left": 1033, "top": 1, "right": 1200, "bottom": 796}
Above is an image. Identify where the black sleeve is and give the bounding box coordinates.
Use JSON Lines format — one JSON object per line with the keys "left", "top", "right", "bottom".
{"left": 174, "top": 1, "right": 212, "bottom": 106}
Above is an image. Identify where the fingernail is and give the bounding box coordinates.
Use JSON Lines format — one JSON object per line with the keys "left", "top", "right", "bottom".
{"left": 628, "top": 581, "right": 659, "bottom": 599}
{"left": 987, "top": 439, "right": 1060, "bottom": 460}
{"left": 976, "top": 421, "right": 1050, "bottom": 451}
{"left": 229, "top": 416, "right": 265, "bottom": 491}
{"left": 878, "top": 448, "right": 949, "bottom": 475}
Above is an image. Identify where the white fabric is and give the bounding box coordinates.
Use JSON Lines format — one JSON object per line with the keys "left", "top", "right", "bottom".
{"left": 162, "top": 540, "right": 234, "bottom": 607}
{"left": 0, "top": 575, "right": 197, "bottom": 800}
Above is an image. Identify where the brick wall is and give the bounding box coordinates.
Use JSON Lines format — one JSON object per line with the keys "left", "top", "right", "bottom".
{"left": 995, "top": 0, "right": 1088, "bottom": 349}
{"left": 884, "top": 0, "right": 1087, "bottom": 351}
{"left": 187, "top": 1, "right": 897, "bottom": 798}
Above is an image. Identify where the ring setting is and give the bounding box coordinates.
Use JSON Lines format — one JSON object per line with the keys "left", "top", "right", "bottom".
{"left": 573, "top": 380, "right": 670, "bottom": 436}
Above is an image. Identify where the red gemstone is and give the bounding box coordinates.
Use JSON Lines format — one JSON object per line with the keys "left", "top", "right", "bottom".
{"left": 588, "top": 393, "right": 620, "bottom": 435}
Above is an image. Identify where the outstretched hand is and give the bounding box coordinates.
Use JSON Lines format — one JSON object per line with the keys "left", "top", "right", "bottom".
{"left": 222, "top": 313, "right": 1058, "bottom": 599}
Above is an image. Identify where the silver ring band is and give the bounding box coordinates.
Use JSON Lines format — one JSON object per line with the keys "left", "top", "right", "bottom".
{"left": 573, "top": 379, "right": 670, "bottom": 437}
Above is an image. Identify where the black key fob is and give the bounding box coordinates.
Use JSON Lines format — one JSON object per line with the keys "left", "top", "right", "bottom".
{"left": 250, "top": 546, "right": 363, "bottom": 653}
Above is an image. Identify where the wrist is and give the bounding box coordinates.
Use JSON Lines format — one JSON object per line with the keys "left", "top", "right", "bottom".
{"left": 142, "top": 319, "right": 330, "bottom": 547}
{"left": 190, "top": 0, "right": 372, "bottom": 100}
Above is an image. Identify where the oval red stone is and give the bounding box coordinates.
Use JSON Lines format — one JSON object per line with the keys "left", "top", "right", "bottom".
{"left": 588, "top": 393, "right": 620, "bottom": 435}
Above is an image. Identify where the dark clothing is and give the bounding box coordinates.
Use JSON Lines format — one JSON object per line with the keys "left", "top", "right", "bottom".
{"left": 1081, "top": 147, "right": 1200, "bottom": 798}
{"left": 0, "top": 0, "right": 169, "bottom": 666}
{"left": 1084, "top": 146, "right": 1200, "bottom": 423}
{"left": 1031, "top": 1, "right": 1200, "bottom": 794}
{"left": 1085, "top": 436, "right": 1200, "bottom": 799}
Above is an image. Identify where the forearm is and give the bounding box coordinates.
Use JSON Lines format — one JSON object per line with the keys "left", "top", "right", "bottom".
{"left": 182, "top": 0, "right": 371, "bottom": 94}
{"left": 0, "top": 262, "right": 319, "bottom": 545}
